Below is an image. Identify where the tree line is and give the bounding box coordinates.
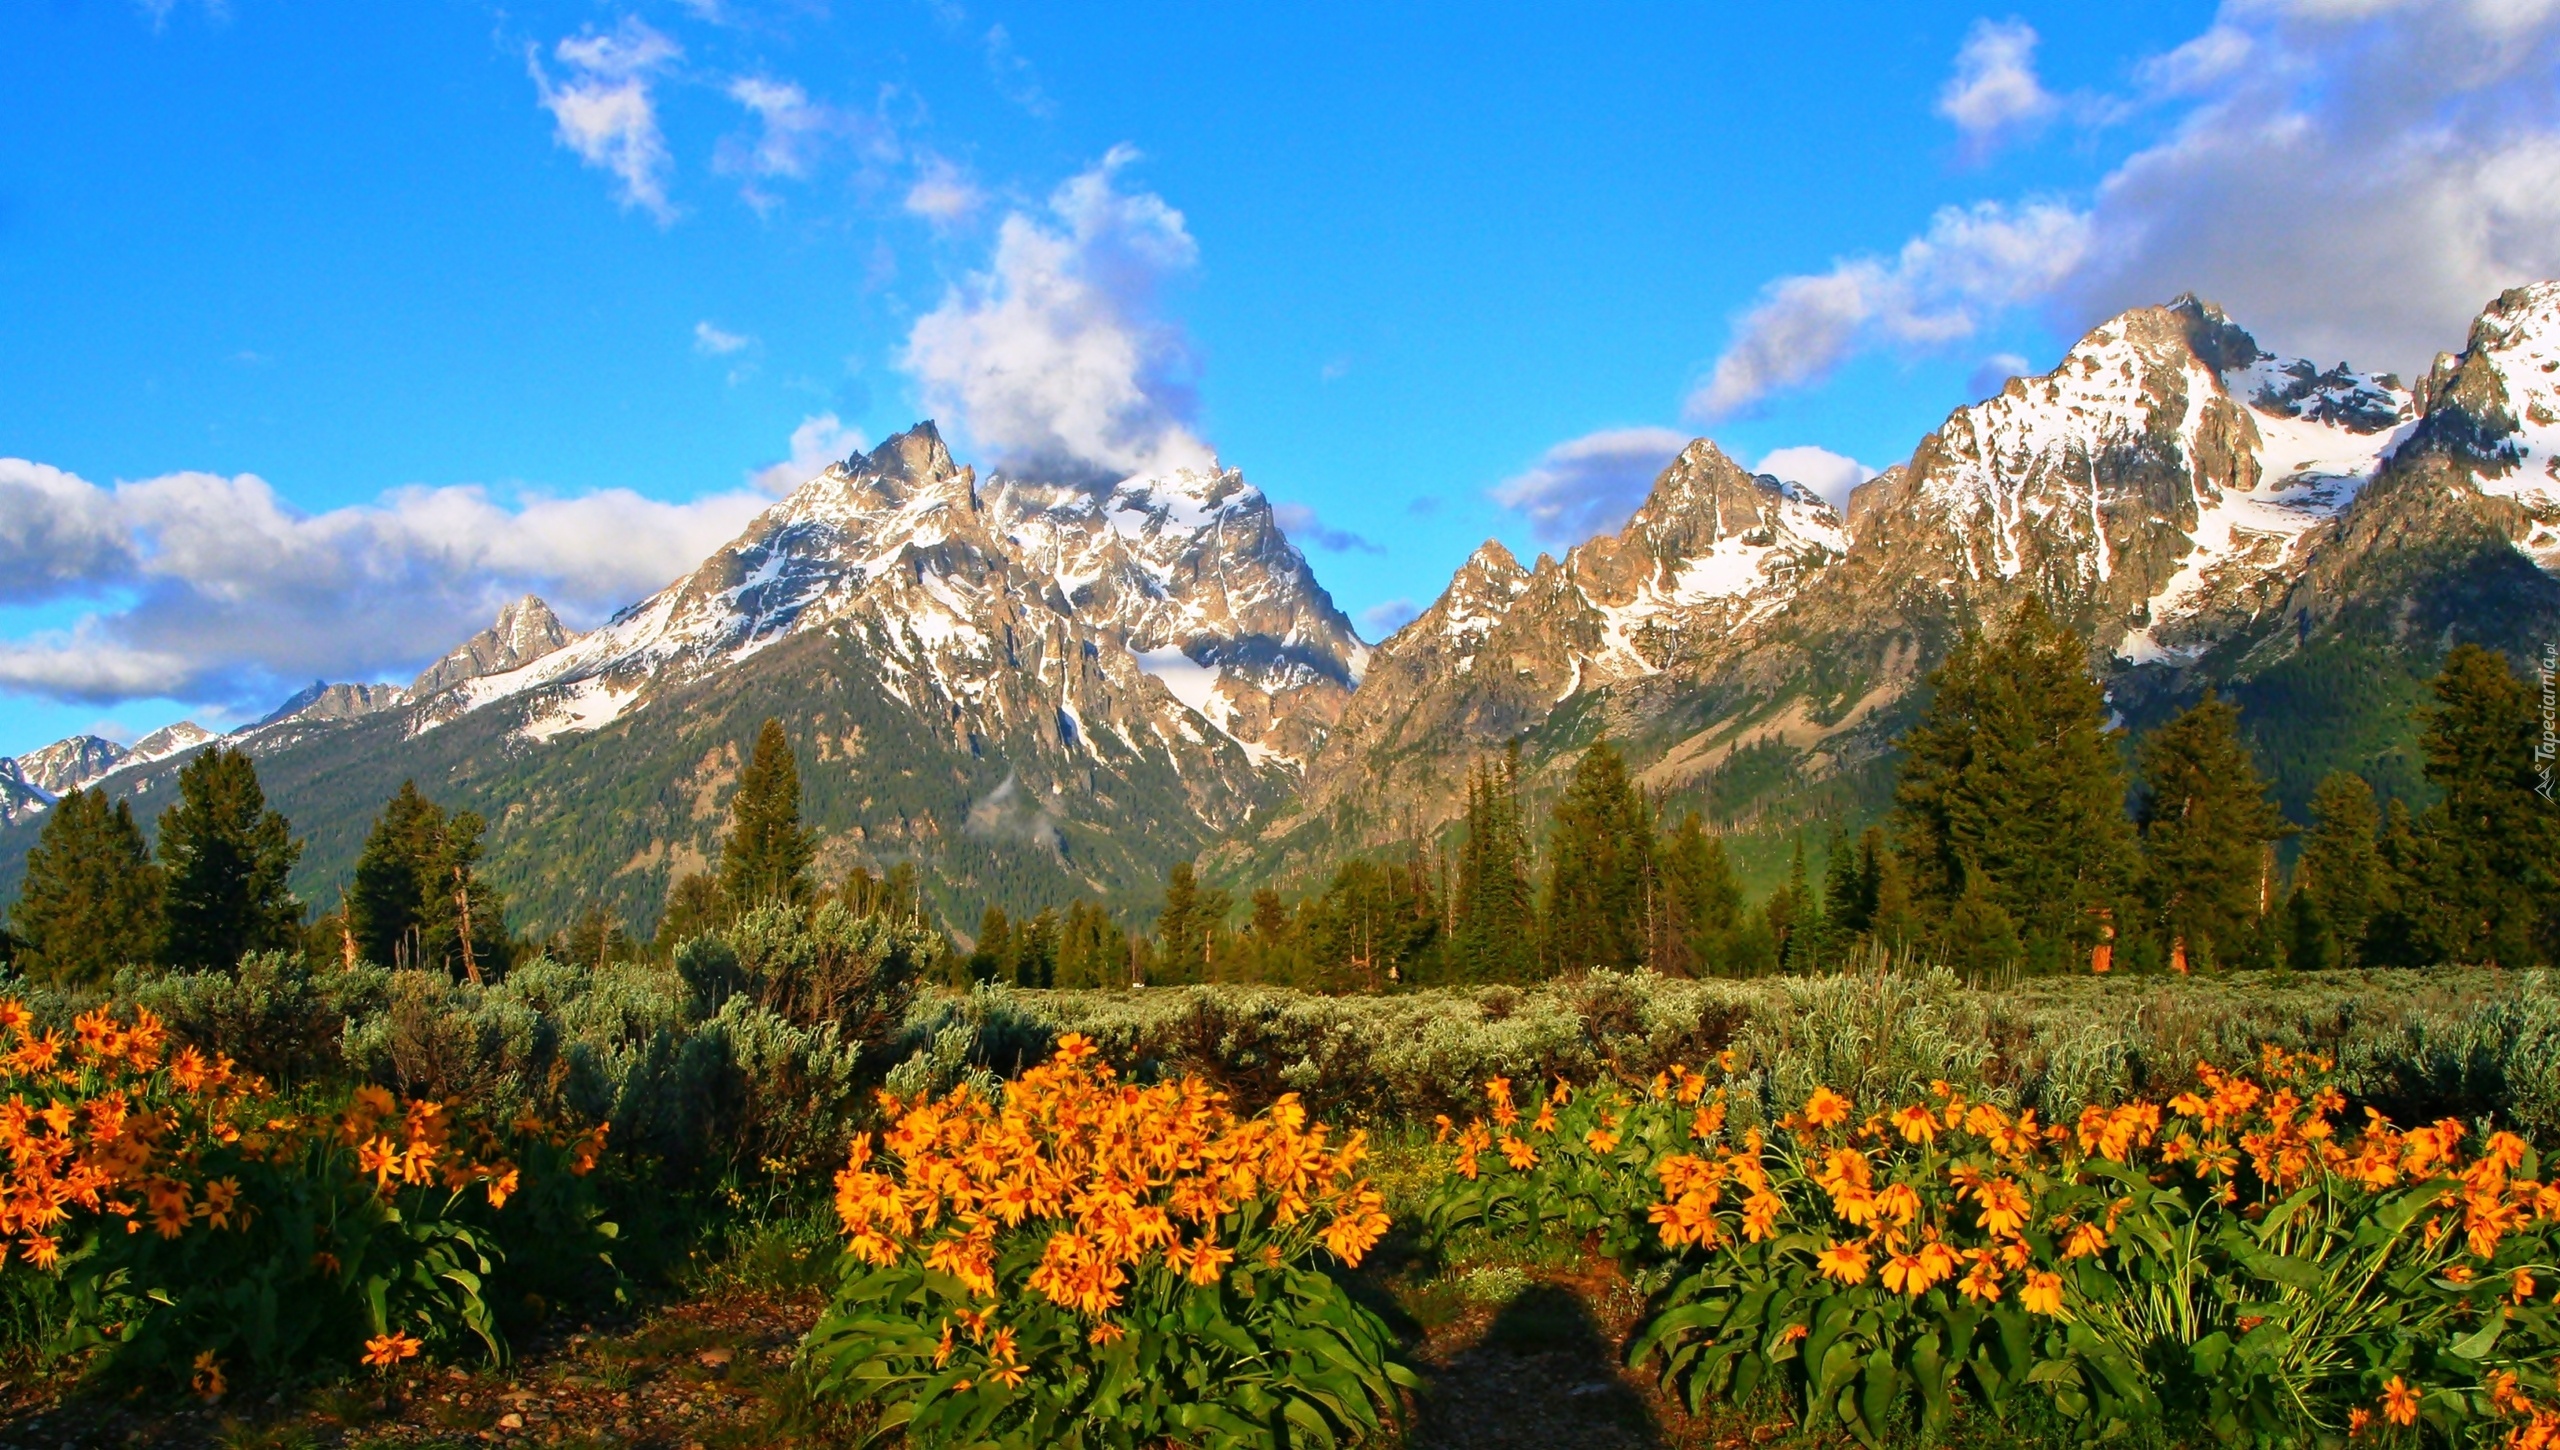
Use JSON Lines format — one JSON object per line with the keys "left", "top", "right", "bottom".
{"left": 0, "top": 716, "right": 921, "bottom": 986}
{"left": 1040, "top": 601, "right": 2556, "bottom": 989}
{"left": 5, "top": 608, "right": 2551, "bottom": 990}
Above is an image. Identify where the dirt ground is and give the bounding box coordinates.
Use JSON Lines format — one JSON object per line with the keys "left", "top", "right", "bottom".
{"left": 0, "top": 1247, "right": 1813, "bottom": 1450}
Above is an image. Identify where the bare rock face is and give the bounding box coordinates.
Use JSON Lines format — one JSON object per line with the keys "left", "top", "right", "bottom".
{"left": 125, "top": 721, "right": 216, "bottom": 767}
{"left": 0, "top": 721, "right": 217, "bottom": 826}
{"left": 257, "top": 681, "right": 410, "bottom": 729}
{"left": 1244, "top": 290, "right": 2558, "bottom": 881}
{"left": 1251, "top": 440, "right": 1848, "bottom": 872}
{"left": 441, "top": 422, "right": 1365, "bottom": 820}
{"left": 98, "top": 421, "right": 1374, "bottom": 924}
{"left": 410, "top": 596, "right": 574, "bottom": 698}
{"left": 11, "top": 734, "right": 130, "bottom": 795}
{"left": 2397, "top": 281, "right": 2560, "bottom": 570}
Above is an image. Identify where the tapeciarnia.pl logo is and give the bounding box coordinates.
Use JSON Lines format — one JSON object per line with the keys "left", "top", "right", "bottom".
{"left": 2539, "top": 641, "right": 2557, "bottom": 803}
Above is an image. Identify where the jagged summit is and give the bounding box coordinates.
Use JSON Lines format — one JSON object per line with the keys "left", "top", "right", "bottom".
{"left": 12, "top": 292, "right": 2557, "bottom": 931}
{"left": 411, "top": 595, "right": 574, "bottom": 698}
{"left": 1231, "top": 287, "right": 2554, "bottom": 885}
{"left": 12, "top": 734, "right": 129, "bottom": 796}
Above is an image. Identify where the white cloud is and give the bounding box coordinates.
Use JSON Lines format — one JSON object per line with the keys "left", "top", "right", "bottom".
{"left": 1753, "top": 446, "right": 1878, "bottom": 511}
{"left": 749, "top": 414, "right": 867, "bottom": 495}
{"left": 693, "top": 320, "right": 752, "bottom": 355}
{"left": 1938, "top": 19, "right": 2060, "bottom": 147}
{"left": 0, "top": 459, "right": 135, "bottom": 599}
{"left": 1490, "top": 427, "right": 1690, "bottom": 544}
{"left": 904, "top": 155, "right": 985, "bottom": 223}
{"left": 902, "top": 146, "right": 1214, "bottom": 481}
{"left": 722, "top": 78, "right": 829, "bottom": 182}
{"left": 2064, "top": 0, "right": 2560, "bottom": 373}
{"left": 1688, "top": 200, "right": 2091, "bottom": 417}
{"left": 0, "top": 459, "right": 766, "bottom": 708}
{"left": 529, "top": 18, "right": 682, "bottom": 223}
{"left": 1698, "top": 0, "right": 2560, "bottom": 407}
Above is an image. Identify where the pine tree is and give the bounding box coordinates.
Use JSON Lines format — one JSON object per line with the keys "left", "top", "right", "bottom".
{"left": 2135, "top": 693, "right": 2293, "bottom": 971}
{"left": 658, "top": 871, "right": 725, "bottom": 948}
{"left": 1541, "top": 742, "right": 1654, "bottom": 974}
{"left": 1154, "top": 861, "right": 1228, "bottom": 983}
{"left": 720, "top": 719, "right": 815, "bottom": 910}
{"left": 969, "top": 906, "right": 1015, "bottom": 986}
{"left": 2405, "top": 645, "right": 2560, "bottom": 965}
{"left": 1818, "top": 825, "right": 1864, "bottom": 964}
{"left": 158, "top": 746, "right": 303, "bottom": 974}
{"left": 2299, "top": 771, "right": 2383, "bottom": 968}
{"left": 2364, "top": 799, "right": 2430, "bottom": 969}
{"left": 9, "top": 788, "right": 162, "bottom": 985}
{"left": 1070, "top": 901, "right": 1124, "bottom": 987}
{"left": 1943, "top": 870, "right": 2023, "bottom": 982}
{"left": 2284, "top": 886, "right": 2339, "bottom": 972}
{"left": 1766, "top": 836, "right": 1815, "bottom": 972}
{"left": 1654, "top": 812, "right": 1748, "bottom": 976}
{"left": 348, "top": 781, "right": 507, "bottom": 980}
{"left": 1858, "top": 825, "right": 1914, "bottom": 949}
{"left": 1452, "top": 748, "right": 1537, "bottom": 982}
{"left": 1890, "top": 597, "right": 2135, "bottom": 971}
{"left": 1016, "top": 907, "right": 1060, "bottom": 988}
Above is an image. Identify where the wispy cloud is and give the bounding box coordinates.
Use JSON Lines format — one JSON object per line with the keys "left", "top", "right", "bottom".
{"left": 1937, "top": 19, "right": 2059, "bottom": 153}
{"left": 1752, "top": 446, "right": 1876, "bottom": 511}
{"left": 1271, "top": 502, "right": 1382, "bottom": 555}
{"left": 903, "top": 154, "right": 985, "bottom": 223}
{"left": 983, "top": 24, "right": 1054, "bottom": 118}
{"left": 1490, "top": 426, "right": 1690, "bottom": 544}
{"left": 529, "top": 17, "right": 683, "bottom": 223}
{"left": 1688, "top": 200, "right": 2091, "bottom": 418}
{"left": 1358, "top": 598, "right": 1419, "bottom": 637}
{"left": 693, "top": 320, "right": 752, "bottom": 355}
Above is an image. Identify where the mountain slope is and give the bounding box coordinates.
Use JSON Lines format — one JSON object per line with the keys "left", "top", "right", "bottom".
{"left": 0, "top": 424, "right": 1365, "bottom": 933}
{"left": 1235, "top": 290, "right": 2557, "bottom": 890}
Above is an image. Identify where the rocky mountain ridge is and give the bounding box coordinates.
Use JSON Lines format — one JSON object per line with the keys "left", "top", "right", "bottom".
{"left": 1234, "top": 286, "right": 2559, "bottom": 885}
{"left": 0, "top": 424, "right": 1366, "bottom": 927}
{"left": 7, "top": 287, "right": 2556, "bottom": 926}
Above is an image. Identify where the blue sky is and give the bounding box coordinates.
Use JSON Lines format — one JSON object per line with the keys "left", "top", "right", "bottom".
{"left": 4, "top": 0, "right": 2557, "bottom": 756}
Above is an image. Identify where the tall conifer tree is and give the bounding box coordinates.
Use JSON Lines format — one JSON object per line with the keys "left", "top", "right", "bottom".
{"left": 1453, "top": 747, "right": 1536, "bottom": 981}
{"left": 969, "top": 906, "right": 1015, "bottom": 985}
{"left": 10, "top": 788, "right": 162, "bottom": 984}
{"left": 158, "top": 746, "right": 302, "bottom": 973}
{"left": 2299, "top": 771, "right": 2383, "bottom": 968}
{"left": 1541, "top": 742, "right": 1653, "bottom": 973}
{"left": 348, "top": 781, "right": 506, "bottom": 978}
{"left": 2406, "top": 645, "right": 2560, "bottom": 965}
{"left": 1655, "top": 813, "right": 1745, "bottom": 976}
{"left": 2135, "top": 692, "right": 2292, "bottom": 971}
{"left": 720, "top": 719, "right": 815, "bottom": 909}
{"left": 1154, "top": 861, "right": 1227, "bottom": 983}
{"left": 1889, "top": 597, "right": 2134, "bottom": 970}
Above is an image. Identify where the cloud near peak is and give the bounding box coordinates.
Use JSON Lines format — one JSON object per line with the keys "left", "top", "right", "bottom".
{"left": 0, "top": 457, "right": 767, "bottom": 710}
{"left": 901, "top": 146, "right": 1215, "bottom": 483}
{"left": 1490, "top": 426, "right": 1691, "bottom": 544}
{"left": 1692, "top": 0, "right": 2560, "bottom": 413}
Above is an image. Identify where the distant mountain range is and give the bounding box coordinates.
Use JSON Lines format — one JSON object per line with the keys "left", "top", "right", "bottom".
{"left": 6, "top": 283, "right": 2557, "bottom": 930}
